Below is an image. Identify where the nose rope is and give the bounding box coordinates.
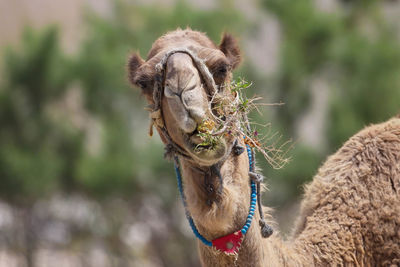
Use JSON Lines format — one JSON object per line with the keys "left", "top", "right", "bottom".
{"left": 155, "top": 48, "right": 218, "bottom": 97}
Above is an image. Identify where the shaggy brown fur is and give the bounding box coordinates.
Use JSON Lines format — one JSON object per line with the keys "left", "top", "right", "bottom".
{"left": 128, "top": 29, "right": 400, "bottom": 266}
{"left": 292, "top": 118, "right": 400, "bottom": 266}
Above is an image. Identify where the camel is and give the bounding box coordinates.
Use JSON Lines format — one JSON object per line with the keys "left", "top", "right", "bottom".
{"left": 127, "top": 28, "right": 400, "bottom": 266}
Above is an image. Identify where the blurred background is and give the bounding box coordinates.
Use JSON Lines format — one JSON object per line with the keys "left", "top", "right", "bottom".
{"left": 0, "top": 0, "right": 399, "bottom": 266}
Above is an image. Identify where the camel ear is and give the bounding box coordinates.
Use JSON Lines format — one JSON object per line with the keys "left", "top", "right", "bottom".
{"left": 127, "top": 52, "right": 145, "bottom": 86}
{"left": 219, "top": 33, "right": 241, "bottom": 69}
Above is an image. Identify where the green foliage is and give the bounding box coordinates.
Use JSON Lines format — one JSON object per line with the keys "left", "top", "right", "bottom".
{"left": 76, "top": 121, "right": 136, "bottom": 196}
{"left": 264, "top": 0, "right": 341, "bottom": 135}
{"left": 268, "top": 0, "right": 399, "bottom": 143}
{"left": 0, "top": 27, "right": 80, "bottom": 202}
{"left": 257, "top": 0, "right": 400, "bottom": 199}
{"left": 108, "top": 0, "right": 247, "bottom": 54}
{"left": 329, "top": 26, "right": 400, "bottom": 149}
{"left": 195, "top": 132, "right": 222, "bottom": 151}
{"left": 264, "top": 145, "right": 321, "bottom": 205}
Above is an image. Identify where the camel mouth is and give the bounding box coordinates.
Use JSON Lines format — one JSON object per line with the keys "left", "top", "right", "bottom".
{"left": 182, "top": 130, "right": 228, "bottom": 166}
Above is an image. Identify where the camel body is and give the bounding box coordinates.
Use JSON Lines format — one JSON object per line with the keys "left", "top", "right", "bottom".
{"left": 291, "top": 117, "right": 400, "bottom": 266}
{"left": 128, "top": 29, "right": 400, "bottom": 267}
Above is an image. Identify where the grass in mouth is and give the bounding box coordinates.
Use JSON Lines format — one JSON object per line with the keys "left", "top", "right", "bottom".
{"left": 193, "top": 78, "right": 292, "bottom": 169}
{"left": 194, "top": 120, "right": 221, "bottom": 152}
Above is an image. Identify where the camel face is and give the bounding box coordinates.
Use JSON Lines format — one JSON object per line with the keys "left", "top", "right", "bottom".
{"left": 162, "top": 52, "right": 229, "bottom": 165}
{"left": 128, "top": 29, "right": 241, "bottom": 166}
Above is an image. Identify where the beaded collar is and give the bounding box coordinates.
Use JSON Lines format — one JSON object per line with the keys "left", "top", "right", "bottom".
{"left": 173, "top": 141, "right": 260, "bottom": 255}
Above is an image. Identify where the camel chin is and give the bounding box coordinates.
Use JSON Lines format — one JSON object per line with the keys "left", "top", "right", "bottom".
{"left": 183, "top": 135, "right": 228, "bottom": 166}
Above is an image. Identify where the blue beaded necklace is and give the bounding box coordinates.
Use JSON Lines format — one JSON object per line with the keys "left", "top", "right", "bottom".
{"left": 173, "top": 141, "right": 258, "bottom": 254}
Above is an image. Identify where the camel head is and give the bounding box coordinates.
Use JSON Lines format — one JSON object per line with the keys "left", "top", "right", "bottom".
{"left": 128, "top": 29, "right": 241, "bottom": 166}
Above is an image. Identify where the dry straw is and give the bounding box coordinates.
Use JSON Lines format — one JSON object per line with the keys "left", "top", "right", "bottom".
{"left": 196, "top": 78, "right": 293, "bottom": 169}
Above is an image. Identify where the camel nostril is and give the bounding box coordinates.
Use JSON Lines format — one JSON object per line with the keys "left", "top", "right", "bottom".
{"left": 188, "top": 108, "right": 206, "bottom": 124}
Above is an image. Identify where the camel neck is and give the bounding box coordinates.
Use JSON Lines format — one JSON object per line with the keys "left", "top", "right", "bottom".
{"left": 176, "top": 145, "right": 309, "bottom": 266}
{"left": 174, "top": 155, "right": 258, "bottom": 254}
{"left": 178, "top": 147, "right": 250, "bottom": 236}
{"left": 177, "top": 144, "right": 268, "bottom": 264}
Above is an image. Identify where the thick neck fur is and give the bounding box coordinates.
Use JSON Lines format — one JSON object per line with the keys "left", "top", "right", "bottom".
{"left": 178, "top": 139, "right": 306, "bottom": 267}
{"left": 180, "top": 143, "right": 252, "bottom": 238}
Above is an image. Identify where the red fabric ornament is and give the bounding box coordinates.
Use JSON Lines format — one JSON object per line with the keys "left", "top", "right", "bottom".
{"left": 212, "top": 230, "right": 244, "bottom": 255}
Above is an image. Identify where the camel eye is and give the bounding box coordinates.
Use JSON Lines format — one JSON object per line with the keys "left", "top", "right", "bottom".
{"left": 137, "top": 76, "right": 154, "bottom": 91}
{"left": 219, "top": 66, "right": 227, "bottom": 74}
{"left": 216, "top": 66, "right": 227, "bottom": 76}
{"left": 137, "top": 80, "right": 147, "bottom": 89}
{"left": 212, "top": 64, "right": 229, "bottom": 87}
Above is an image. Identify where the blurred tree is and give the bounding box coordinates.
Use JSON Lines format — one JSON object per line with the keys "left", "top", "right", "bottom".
{"left": 263, "top": 0, "right": 400, "bottom": 149}
{"left": 260, "top": 0, "right": 400, "bottom": 207}
{"left": 258, "top": 0, "right": 341, "bottom": 205}
{"left": 0, "top": 26, "right": 81, "bottom": 267}
{"left": 0, "top": 27, "right": 77, "bottom": 202}
{"left": 0, "top": 1, "right": 249, "bottom": 266}
{"left": 328, "top": 4, "right": 400, "bottom": 149}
